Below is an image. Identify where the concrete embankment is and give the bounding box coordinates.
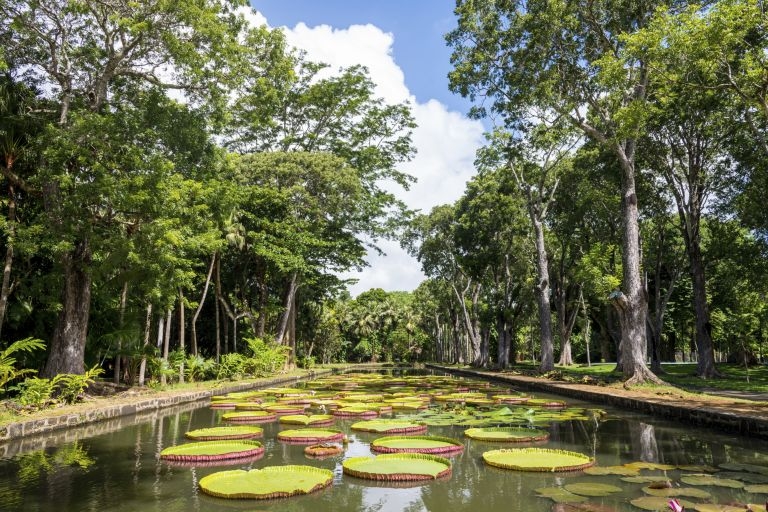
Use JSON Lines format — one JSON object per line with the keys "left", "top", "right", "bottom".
{"left": 0, "top": 369, "right": 334, "bottom": 449}
{"left": 428, "top": 364, "right": 768, "bottom": 439}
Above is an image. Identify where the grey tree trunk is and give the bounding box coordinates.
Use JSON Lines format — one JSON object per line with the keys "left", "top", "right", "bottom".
{"left": 191, "top": 254, "right": 216, "bottom": 356}
{"left": 275, "top": 272, "right": 299, "bottom": 345}
{"left": 0, "top": 183, "right": 17, "bottom": 341}
{"left": 42, "top": 239, "right": 92, "bottom": 377}
{"left": 532, "top": 217, "right": 554, "bottom": 372}
{"left": 178, "top": 289, "right": 185, "bottom": 383}
{"left": 138, "top": 303, "right": 152, "bottom": 386}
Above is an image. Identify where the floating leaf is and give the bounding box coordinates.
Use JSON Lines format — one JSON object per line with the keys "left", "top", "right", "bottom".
{"left": 624, "top": 462, "right": 676, "bottom": 471}
{"left": 693, "top": 505, "right": 762, "bottom": 512}
{"left": 277, "top": 428, "right": 344, "bottom": 444}
{"left": 535, "top": 487, "right": 589, "bottom": 503}
{"left": 719, "top": 462, "right": 768, "bottom": 475}
{"left": 681, "top": 474, "right": 744, "bottom": 488}
{"left": 371, "top": 436, "right": 464, "bottom": 455}
{"left": 221, "top": 411, "right": 276, "bottom": 423}
{"left": 185, "top": 426, "right": 263, "bottom": 441}
{"left": 630, "top": 496, "right": 695, "bottom": 511}
{"left": 482, "top": 448, "right": 594, "bottom": 472}
{"left": 585, "top": 466, "right": 640, "bottom": 476}
{"left": 564, "top": 483, "right": 623, "bottom": 497}
{"left": 717, "top": 471, "right": 768, "bottom": 484}
{"left": 199, "top": 465, "right": 333, "bottom": 499}
{"left": 160, "top": 440, "right": 264, "bottom": 463}
{"left": 278, "top": 414, "right": 335, "bottom": 426}
{"left": 304, "top": 444, "right": 343, "bottom": 458}
{"left": 342, "top": 453, "right": 451, "bottom": 481}
{"left": 465, "top": 426, "right": 549, "bottom": 442}
{"left": 642, "top": 486, "right": 711, "bottom": 499}
{"left": 620, "top": 476, "right": 671, "bottom": 484}
{"left": 351, "top": 419, "right": 428, "bottom": 434}
{"left": 744, "top": 484, "right": 768, "bottom": 493}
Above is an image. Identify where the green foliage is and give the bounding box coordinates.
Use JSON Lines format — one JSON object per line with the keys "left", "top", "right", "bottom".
{"left": 242, "top": 337, "right": 289, "bottom": 376}
{"left": 216, "top": 353, "right": 247, "bottom": 381}
{"left": 13, "top": 377, "right": 55, "bottom": 408}
{"left": 0, "top": 337, "right": 45, "bottom": 390}
{"left": 52, "top": 365, "right": 104, "bottom": 405}
{"left": 185, "top": 354, "right": 215, "bottom": 383}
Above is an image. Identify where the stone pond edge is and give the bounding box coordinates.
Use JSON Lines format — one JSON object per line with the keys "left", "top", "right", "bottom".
{"left": 0, "top": 369, "right": 335, "bottom": 443}
{"left": 428, "top": 364, "right": 768, "bottom": 439}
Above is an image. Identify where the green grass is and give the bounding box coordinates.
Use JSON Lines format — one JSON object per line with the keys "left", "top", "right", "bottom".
{"left": 547, "top": 362, "right": 768, "bottom": 394}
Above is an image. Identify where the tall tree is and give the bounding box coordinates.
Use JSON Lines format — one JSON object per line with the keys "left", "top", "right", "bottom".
{"left": 447, "top": 0, "right": 665, "bottom": 383}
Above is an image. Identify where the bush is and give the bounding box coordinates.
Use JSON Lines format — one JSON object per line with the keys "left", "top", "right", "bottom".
{"left": 216, "top": 353, "right": 246, "bottom": 380}
{"left": 297, "top": 355, "right": 316, "bottom": 369}
{"left": 185, "top": 354, "right": 215, "bottom": 382}
{"left": 53, "top": 366, "right": 104, "bottom": 404}
{"left": 243, "top": 337, "right": 289, "bottom": 376}
{"left": 13, "top": 377, "right": 56, "bottom": 408}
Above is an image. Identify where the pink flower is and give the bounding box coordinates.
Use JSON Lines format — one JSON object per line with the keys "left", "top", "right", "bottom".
{"left": 668, "top": 499, "right": 684, "bottom": 512}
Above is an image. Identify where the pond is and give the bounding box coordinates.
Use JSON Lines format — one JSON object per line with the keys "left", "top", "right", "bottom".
{"left": 1, "top": 370, "right": 768, "bottom": 512}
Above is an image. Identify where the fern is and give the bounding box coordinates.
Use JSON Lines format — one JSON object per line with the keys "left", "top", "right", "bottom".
{"left": 0, "top": 337, "right": 45, "bottom": 389}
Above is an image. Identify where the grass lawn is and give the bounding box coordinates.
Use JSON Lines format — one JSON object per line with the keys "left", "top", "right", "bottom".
{"left": 548, "top": 362, "right": 768, "bottom": 394}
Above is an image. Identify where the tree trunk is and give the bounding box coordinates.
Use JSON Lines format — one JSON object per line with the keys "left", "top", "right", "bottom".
{"left": 42, "top": 239, "right": 92, "bottom": 377}
{"left": 138, "top": 303, "right": 152, "bottom": 386}
{"left": 497, "top": 312, "right": 509, "bottom": 369}
{"left": 114, "top": 280, "right": 129, "bottom": 384}
{"left": 178, "top": 289, "right": 185, "bottom": 383}
{"left": 531, "top": 217, "right": 554, "bottom": 372}
{"left": 191, "top": 254, "right": 216, "bottom": 357}
{"left": 611, "top": 158, "right": 661, "bottom": 384}
{"left": 0, "top": 183, "right": 17, "bottom": 341}
{"left": 215, "top": 281, "right": 221, "bottom": 363}
{"left": 275, "top": 272, "right": 299, "bottom": 344}
{"left": 690, "top": 242, "right": 719, "bottom": 378}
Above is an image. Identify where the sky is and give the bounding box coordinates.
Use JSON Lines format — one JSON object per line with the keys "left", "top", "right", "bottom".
{"left": 248, "top": 1, "right": 486, "bottom": 296}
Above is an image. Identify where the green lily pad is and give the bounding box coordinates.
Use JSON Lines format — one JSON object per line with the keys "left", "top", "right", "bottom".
{"left": 564, "top": 482, "right": 623, "bottom": 497}
{"left": 642, "top": 486, "right": 712, "bottom": 499}
{"left": 278, "top": 414, "right": 335, "bottom": 426}
{"left": 160, "top": 440, "right": 264, "bottom": 462}
{"left": 717, "top": 471, "right": 768, "bottom": 483}
{"left": 199, "top": 465, "right": 333, "bottom": 499}
{"left": 621, "top": 476, "right": 673, "bottom": 484}
{"left": 370, "top": 436, "right": 464, "bottom": 455}
{"left": 535, "top": 487, "right": 589, "bottom": 503}
{"left": 277, "top": 428, "right": 344, "bottom": 444}
{"left": 350, "top": 419, "right": 428, "bottom": 434}
{"left": 333, "top": 406, "right": 380, "bottom": 417}
{"left": 185, "top": 426, "right": 263, "bottom": 441}
{"left": 719, "top": 462, "right": 768, "bottom": 475}
{"left": 342, "top": 453, "right": 451, "bottom": 481}
{"left": 681, "top": 474, "right": 744, "bottom": 488}
{"left": 745, "top": 484, "right": 768, "bottom": 493}
{"left": 630, "top": 496, "right": 695, "bottom": 511}
{"left": 221, "top": 411, "right": 277, "bottom": 423}
{"left": 693, "top": 505, "right": 764, "bottom": 512}
{"left": 482, "top": 448, "right": 595, "bottom": 472}
{"left": 584, "top": 466, "right": 640, "bottom": 476}
{"left": 624, "top": 462, "right": 677, "bottom": 471}
{"left": 526, "top": 398, "right": 567, "bottom": 408}
{"left": 464, "top": 427, "right": 549, "bottom": 442}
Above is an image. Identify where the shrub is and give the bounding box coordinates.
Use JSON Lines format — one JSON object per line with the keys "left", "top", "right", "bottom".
{"left": 0, "top": 337, "right": 45, "bottom": 390}
{"left": 13, "top": 377, "right": 56, "bottom": 408}
{"left": 185, "top": 354, "right": 215, "bottom": 382}
{"left": 243, "top": 337, "right": 289, "bottom": 376}
{"left": 216, "top": 353, "right": 246, "bottom": 380}
{"left": 53, "top": 366, "right": 104, "bottom": 404}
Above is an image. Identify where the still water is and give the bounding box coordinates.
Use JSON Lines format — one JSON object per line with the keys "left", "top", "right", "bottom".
{"left": 1, "top": 372, "right": 767, "bottom": 512}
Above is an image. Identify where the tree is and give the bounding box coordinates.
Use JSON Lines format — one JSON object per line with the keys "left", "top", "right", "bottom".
{"left": 0, "top": 0, "right": 283, "bottom": 375}
{"left": 448, "top": 0, "right": 666, "bottom": 383}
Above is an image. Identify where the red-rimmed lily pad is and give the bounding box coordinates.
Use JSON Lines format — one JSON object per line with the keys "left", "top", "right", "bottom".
{"left": 304, "top": 443, "right": 344, "bottom": 458}
{"left": 185, "top": 426, "right": 263, "bottom": 441}
{"left": 160, "top": 440, "right": 264, "bottom": 463}
{"left": 199, "top": 465, "right": 333, "bottom": 499}
{"left": 342, "top": 453, "right": 452, "bottom": 481}
{"left": 526, "top": 398, "right": 568, "bottom": 409}
{"left": 222, "top": 411, "right": 277, "bottom": 423}
{"left": 333, "top": 406, "right": 380, "bottom": 418}
{"left": 278, "top": 414, "right": 335, "bottom": 426}
{"left": 277, "top": 428, "right": 345, "bottom": 444}
{"left": 351, "top": 419, "right": 428, "bottom": 434}
{"left": 464, "top": 426, "right": 550, "bottom": 443}
{"left": 630, "top": 497, "right": 695, "bottom": 511}
{"left": 482, "top": 448, "right": 595, "bottom": 472}
{"left": 370, "top": 435, "right": 464, "bottom": 455}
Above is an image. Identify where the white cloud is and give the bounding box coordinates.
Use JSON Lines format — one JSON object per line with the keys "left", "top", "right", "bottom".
{"left": 252, "top": 12, "right": 485, "bottom": 295}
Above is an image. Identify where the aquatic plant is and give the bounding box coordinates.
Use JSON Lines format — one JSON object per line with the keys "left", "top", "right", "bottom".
{"left": 199, "top": 465, "right": 333, "bottom": 499}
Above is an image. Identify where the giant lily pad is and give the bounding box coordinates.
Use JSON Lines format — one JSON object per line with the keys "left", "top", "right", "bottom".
{"left": 221, "top": 411, "right": 276, "bottom": 423}
{"left": 564, "top": 483, "right": 623, "bottom": 497}
{"left": 624, "top": 462, "right": 676, "bottom": 471}
{"left": 333, "top": 406, "right": 380, "bottom": 418}
{"left": 694, "top": 505, "right": 766, "bottom": 512}
{"left": 185, "top": 426, "right": 263, "bottom": 441}
{"left": 351, "top": 419, "right": 428, "bottom": 434}
{"left": 370, "top": 436, "right": 464, "bottom": 455}
{"left": 535, "top": 487, "right": 589, "bottom": 503}
{"left": 642, "top": 486, "right": 712, "bottom": 499}
{"left": 199, "top": 465, "right": 333, "bottom": 499}
{"left": 160, "top": 440, "right": 264, "bottom": 462}
{"left": 744, "top": 484, "right": 768, "bottom": 493}
{"left": 464, "top": 426, "right": 549, "bottom": 443}
{"left": 681, "top": 474, "right": 744, "bottom": 488}
{"left": 630, "top": 497, "right": 695, "bottom": 511}
{"left": 719, "top": 462, "right": 768, "bottom": 475}
{"left": 584, "top": 466, "right": 640, "bottom": 476}
{"left": 304, "top": 443, "right": 343, "bottom": 458}
{"left": 277, "top": 428, "right": 345, "bottom": 444}
{"left": 482, "top": 448, "right": 594, "bottom": 472}
{"left": 279, "top": 414, "right": 335, "bottom": 426}
{"left": 342, "top": 453, "right": 451, "bottom": 481}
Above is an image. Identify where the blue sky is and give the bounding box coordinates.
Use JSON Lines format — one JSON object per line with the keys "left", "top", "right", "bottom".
{"left": 251, "top": 0, "right": 473, "bottom": 115}
{"left": 247, "top": 1, "right": 486, "bottom": 295}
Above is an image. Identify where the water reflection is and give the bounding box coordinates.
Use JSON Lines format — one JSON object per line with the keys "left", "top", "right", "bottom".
{"left": 0, "top": 377, "right": 767, "bottom": 511}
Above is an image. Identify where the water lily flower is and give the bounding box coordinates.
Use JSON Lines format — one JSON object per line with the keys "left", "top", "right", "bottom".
{"left": 668, "top": 499, "right": 684, "bottom": 512}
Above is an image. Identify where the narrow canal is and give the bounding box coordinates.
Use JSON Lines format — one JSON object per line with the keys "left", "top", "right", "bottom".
{"left": 1, "top": 370, "right": 766, "bottom": 512}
